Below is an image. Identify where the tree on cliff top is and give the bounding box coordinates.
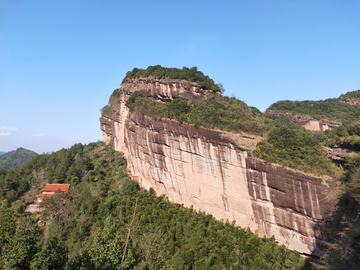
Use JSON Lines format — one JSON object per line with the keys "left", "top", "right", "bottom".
{"left": 122, "top": 65, "right": 224, "bottom": 93}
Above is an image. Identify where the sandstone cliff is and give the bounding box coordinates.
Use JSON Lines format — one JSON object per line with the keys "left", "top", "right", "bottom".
{"left": 100, "top": 79, "right": 333, "bottom": 256}
{"left": 121, "top": 77, "right": 222, "bottom": 102}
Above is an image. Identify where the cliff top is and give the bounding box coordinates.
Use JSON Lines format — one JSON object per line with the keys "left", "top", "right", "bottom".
{"left": 121, "top": 65, "right": 224, "bottom": 93}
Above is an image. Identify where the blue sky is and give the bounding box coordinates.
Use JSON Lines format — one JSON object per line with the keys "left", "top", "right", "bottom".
{"left": 1, "top": 0, "right": 359, "bottom": 153}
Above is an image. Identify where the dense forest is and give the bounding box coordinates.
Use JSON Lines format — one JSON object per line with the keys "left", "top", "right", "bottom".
{"left": 0, "top": 142, "right": 309, "bottom": 269}
{"left": 0, "top": 147, "right": 38, "bottom": 169}
{"left": 122, "top": 65, "right": 224, "bottom": 93}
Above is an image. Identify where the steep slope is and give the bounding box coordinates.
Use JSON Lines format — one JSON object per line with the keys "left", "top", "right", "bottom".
{"left": 100, "top": 68, "right": 334, "bottom": 256}
{"left": 0, "top": 147, "right": 37, "bottom": 169}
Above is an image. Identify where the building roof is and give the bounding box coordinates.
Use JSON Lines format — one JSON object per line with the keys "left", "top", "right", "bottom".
{"left": 41, "top": 184, "right": 70, "bottom": 193}
{"left": 36, "top": 193, "right": 54, "bottom": 199}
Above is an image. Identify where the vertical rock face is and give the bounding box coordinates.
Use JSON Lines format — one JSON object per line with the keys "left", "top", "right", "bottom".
{"left": 121, "top": 77, "right": 222, "bottom": 101}
{"left": 100, "top": 82, "right": 333, "bottom": 256}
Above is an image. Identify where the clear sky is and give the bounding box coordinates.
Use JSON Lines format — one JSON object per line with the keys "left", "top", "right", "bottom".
{"left": 1, "top": 0, "right": 359, "bottom": 154}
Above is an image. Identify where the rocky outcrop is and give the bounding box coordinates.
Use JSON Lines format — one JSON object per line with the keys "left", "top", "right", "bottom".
{"left": 121, "top": 77, "right": 222, "bottom": 102}
{"left": 264, "top": 110, "right": 341, "bottom": 131}
{"left": 100, "top": 82, "right": 333, "bottom": 256}
{"left": 339, "top": 98, "right": 360, "bottom": 105}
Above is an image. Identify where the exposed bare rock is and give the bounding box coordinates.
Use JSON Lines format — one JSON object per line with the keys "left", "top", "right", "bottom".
{"left": 120, "top": 77, "right": 222, "bottom": 102}
{"left": 264, "top": 110, "right": 341, "bottom": 131}
{"left": 339, "top": 98, "right": 360, "bottom": 105}
{"left": 326, "top": 146, "right": 359, "bottom": 164}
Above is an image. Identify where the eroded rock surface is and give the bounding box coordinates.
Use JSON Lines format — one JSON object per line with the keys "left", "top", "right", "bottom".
{"left": 121, "top": 77, "right": 222, "bottom": 102}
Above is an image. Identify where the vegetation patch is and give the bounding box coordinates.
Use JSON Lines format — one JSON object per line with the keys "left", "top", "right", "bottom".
{"left": 256, "top": 115, "right": 338, "bottom": 176}
{"left": 339, "top": 89, "right": 360, "bottom": 100}
{"left": 100, "top": 88, "right": 121, "bottom": 119}
{"left": 109, "top": 88, "right": 121, "bottom": 107}
{"left": 126, "top": 92, "right": 270, "bottom": 136}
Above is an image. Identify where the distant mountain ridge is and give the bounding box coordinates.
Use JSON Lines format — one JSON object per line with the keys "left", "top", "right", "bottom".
{"left": 0, "top": 152, "right": 6, "bottom": 156}
{"left": 0, "top": 147, "right": 37, "bottom": 169}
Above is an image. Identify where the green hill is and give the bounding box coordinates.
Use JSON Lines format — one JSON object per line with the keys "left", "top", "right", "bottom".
{"left": 0, "top": 147, "right": 38, "bottom": 169}
{"left": 0, "top": 142, "right": 306, "bottom": 269}
{"left": 266, "top": 90, "right": 360, "bottom": 123}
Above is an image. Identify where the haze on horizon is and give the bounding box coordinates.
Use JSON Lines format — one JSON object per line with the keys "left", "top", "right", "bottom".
{"left": 1, "top": 0, "right": 359, "bottom": 154}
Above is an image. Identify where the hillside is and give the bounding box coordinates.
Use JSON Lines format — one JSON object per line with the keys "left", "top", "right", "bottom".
{"left": 0, "top": 147, "right": 37, "bottom": 169}
{"left": 0, "top": 152, "right": 6, "bottom": 156}
{"left": 0, "top": 142, "right": 307, "bottom": 269}
{"left": 265, "top": 90, "right": 360, "bottom": 157}
{"left": 266, "top": 90, "right": 360, "bottom": 123}
{"left": 100, "top": 67, "right": 360, "bottom": 268}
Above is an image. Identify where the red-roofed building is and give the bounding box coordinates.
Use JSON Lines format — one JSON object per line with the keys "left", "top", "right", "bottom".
{"left": 25, "top": 184, "right": 71, "bottom": 217}
{"left": 35, "top": 184, "right": 70, "bottom": 203}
